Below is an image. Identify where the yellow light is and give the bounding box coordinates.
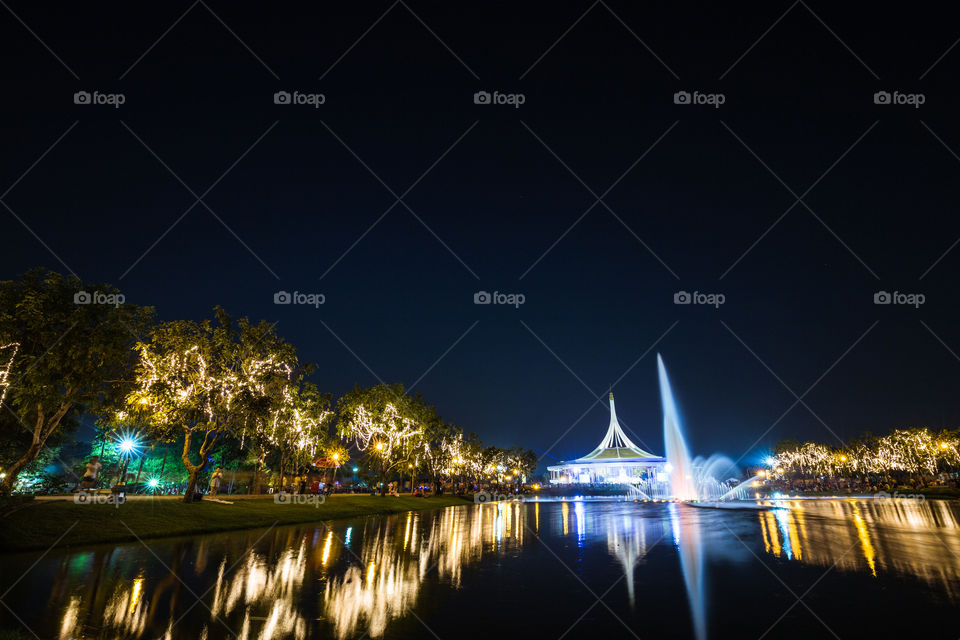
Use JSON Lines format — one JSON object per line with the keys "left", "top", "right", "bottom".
{"left": 839, "top": 455, "right": 847, "bottom": 461}
{"left": 408, "top": 463, "right": 413, "bottom": 468}
{"left": 375, "top": 442, "right": 383, "bottom": 451}
{"left": 139, "top": 398, "right": 149, "bottom": 405}
{"left": 776, "top": 467, "right": 784, "bottom": 474}
{"left": 941, "top": 442, "right": 949, "bottom": 449}
{"left": 758, "top": 470, "right": 766, "bottom": 478}
{"left": 332, "top": 453, "right": 339, "bottom": 460}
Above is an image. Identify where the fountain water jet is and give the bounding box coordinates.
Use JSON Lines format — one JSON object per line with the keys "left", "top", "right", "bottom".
{"left": 658, "top": 354, "right": 697, "bottom": 501}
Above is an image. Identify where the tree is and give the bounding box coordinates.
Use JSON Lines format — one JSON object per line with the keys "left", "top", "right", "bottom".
{"left": 0, "top": 269, "right": 153, "bottom": 494}
{"left": 335, "top": 384, "right": 423, "bottom": 495}
{"left": 272, "top": 383, "right": 332, "bottom": 490}
{"left": 126, "top": 308, "right": 297, "bottom": 502}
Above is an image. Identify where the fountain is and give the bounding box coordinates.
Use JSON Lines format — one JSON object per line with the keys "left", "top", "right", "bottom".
{"left": 652, "top": 354, "right": 777, "bottom": 508}
{"left": 658, "top": 354, "right": 698, "bottom": 500}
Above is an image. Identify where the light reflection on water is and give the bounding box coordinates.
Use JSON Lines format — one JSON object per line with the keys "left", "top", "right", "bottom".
{"left": 756, "top": 498, "right": 960, "bottom": 597}
{"left": 1, "top": 497, "right": 958, "bottom": 639}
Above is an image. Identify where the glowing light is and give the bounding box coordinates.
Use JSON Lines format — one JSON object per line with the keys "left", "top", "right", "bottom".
{"left": 332, "top": 453, "right": 339, "bottom": 461}
{"left": 375, "top": 442, "right": 384, "bottom": 451}
{"left": 321, "top": 531, "right": 333, "bottom": 565}
{"left": 147, "top": 478, "right": 159, "bottom": 488}
{"left": 352, "top": 467, "right": 359, "bottom": 473}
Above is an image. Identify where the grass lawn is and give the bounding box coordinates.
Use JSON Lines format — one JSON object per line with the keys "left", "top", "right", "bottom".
{"left": 0, "top": 494, "right": 474, "bottom": 552}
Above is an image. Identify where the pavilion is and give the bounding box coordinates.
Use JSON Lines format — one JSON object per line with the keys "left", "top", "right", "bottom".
{"left": 547, "top": 393, "right": 666, "bottom": 484}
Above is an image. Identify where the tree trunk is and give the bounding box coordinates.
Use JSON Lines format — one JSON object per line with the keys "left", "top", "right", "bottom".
{"left": 180, "top": 426, "right": 218, "bottom": 503}
{"left": 0, "top": 441, "right": 43, "bottom": 494}
{"left": 183, "top": 469, "right": 199, "bottom": 503}
{"left": 0, "top": 400, "right": 73, "bottom": 495}
{"left": 252, "top": 450, "right": 266, "bottom": 495}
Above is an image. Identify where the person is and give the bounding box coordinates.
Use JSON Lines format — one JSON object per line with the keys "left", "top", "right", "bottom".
{"left": 80, "top": 456, "right": 102, "bottom": 490}
{"left": 209, "top": 467, "right": 223, "bottom": 496}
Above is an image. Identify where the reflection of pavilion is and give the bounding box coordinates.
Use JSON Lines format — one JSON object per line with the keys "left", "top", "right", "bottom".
{"left": 547, "top": 393, "right": 666, "bottom": 484}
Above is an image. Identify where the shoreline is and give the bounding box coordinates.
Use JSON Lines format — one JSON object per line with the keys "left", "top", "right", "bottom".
{"left": 0, "top": 494, "right": 475, "bottom": 553}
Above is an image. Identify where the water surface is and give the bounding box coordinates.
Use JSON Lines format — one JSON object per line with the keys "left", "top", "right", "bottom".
{"left": 2, "top": 498, "right": 958, "bottom": 639}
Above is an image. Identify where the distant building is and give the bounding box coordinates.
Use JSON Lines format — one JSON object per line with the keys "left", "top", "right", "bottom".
{"left": 547, "top": 393, "right": 666, "bottom": 484}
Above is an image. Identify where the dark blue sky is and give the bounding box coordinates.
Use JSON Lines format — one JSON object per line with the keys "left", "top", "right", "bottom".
{"left": 3, "top": 2, "right": 960, "bottom": 469}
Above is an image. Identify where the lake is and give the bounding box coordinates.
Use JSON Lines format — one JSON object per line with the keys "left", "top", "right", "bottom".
{"left": 2, "top": 497, "right": 959, "bottom": 639}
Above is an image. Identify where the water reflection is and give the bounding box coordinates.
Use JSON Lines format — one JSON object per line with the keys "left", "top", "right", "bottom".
{"left": 758, "top": 498, "right": 960, "bottom": 598}
{"left": 2, "top": 498, "right": 959, "bottom": 640}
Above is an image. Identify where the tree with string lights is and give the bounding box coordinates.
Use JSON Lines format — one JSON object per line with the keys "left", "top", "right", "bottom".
{"left": 335, "top": 383, "right": 423, "bottom": 495}
{"left": 126, "top": 308, "right": 297, "bottom": 502}
{"left": 0, "top": 269, "right": 153, "bottom": 494}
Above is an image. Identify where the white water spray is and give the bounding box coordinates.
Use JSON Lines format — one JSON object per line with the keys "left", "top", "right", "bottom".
{"left": 658, "top": 354, "right": 697, "bottom": 500}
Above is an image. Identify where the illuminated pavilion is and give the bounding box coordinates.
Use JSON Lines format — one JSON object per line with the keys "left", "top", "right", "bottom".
{"left": 547, "top": 393, "right": 666, "bottom": 484}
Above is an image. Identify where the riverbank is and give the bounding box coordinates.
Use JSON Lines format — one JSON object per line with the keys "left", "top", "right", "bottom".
{"left": 0, "top": 494, "right": 475, "bottom": 552}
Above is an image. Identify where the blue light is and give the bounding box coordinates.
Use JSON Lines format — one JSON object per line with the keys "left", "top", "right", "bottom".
{"left": 352, "top": 467, "right": 359, "bottom": 473}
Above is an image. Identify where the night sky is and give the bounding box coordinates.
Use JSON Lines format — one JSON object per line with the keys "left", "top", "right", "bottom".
{"left": 3, "top": 2, "right": 960, "bottom": 470}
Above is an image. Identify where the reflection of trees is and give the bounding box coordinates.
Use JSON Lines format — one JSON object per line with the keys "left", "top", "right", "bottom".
{"left": 759, "top": 499, "right": 960, "bottom": 598}
{"left": 323, "top": 503, "right": 524, "bottom": 639}
{"left": 208, "top": 539, "right": 309, "bottom": 640}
